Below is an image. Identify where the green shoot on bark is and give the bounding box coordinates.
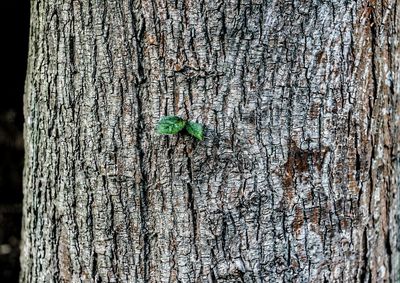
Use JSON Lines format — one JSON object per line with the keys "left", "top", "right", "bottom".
{"left": 185, "top": 121, "right": 204, "bottom": 141}
{"left": 156, "top": 116, "right": 204, "bottom": 140}
{"left": 156, "top": 116, "right": 186, "bottom": 135}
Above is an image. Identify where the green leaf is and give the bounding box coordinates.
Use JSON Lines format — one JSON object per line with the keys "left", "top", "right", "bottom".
{"left": 156, "top": 116, "right": 186, "bottom": 135}
{"left": 185, "top": 121, "right": 204, "bottom": 140}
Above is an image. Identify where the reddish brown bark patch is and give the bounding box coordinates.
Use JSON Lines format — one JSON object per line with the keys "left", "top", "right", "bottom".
{"left": 293, "top": 206, "right": 304, "bottom": 237}
{"left": 309, "top": 102, "right": 321, "bottom": 120}
{"left": 283, "top": 141, "right": 328, "bottom": 189}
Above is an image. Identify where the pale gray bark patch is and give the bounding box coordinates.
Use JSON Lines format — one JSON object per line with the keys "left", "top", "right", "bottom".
{"left": 21, "top": 0, "right": 399, "bottom": 282}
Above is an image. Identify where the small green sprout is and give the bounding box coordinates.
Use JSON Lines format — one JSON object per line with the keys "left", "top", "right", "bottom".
{"left": 185, "top": 121, "right": 204, "bottom": 141}
{"left": 156, "top": 116, "right": 186, "bottom": 135}
{"left": 156, "top": 116, "right": 204, "bottom": 140}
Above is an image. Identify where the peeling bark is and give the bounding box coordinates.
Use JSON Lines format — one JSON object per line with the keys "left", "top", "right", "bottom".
{"left": 21, "top": 0, "right": 399, "bottom": 282}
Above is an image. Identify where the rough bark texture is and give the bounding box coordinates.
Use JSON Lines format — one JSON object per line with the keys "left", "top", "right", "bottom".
{"left": 21, "top": 0, "right": 399, "bottom": 282}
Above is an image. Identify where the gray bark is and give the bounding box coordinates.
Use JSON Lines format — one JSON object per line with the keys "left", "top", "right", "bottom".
{"left": 21, "top": 0, "right": 399, "bottom": 282}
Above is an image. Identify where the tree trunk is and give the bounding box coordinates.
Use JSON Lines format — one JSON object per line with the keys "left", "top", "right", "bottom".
{"left": 21, "top": 0, "right": 399, "bottom": 282}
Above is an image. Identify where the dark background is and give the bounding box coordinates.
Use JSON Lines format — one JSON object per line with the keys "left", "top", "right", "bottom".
{"left": 0, "top": 0, "right": 30, "bottom": 281}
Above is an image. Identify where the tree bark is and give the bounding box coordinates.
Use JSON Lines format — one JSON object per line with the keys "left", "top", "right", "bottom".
{"left": 21, "top": 0, "right": 399, "bottom": 282}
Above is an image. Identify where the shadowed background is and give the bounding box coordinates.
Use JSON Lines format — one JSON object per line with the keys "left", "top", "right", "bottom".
{"left": 0, "top": 1, "right": 30, "bottom": 281}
